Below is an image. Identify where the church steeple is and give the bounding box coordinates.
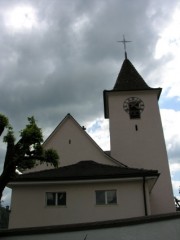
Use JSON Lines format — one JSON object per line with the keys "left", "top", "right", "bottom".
{"left": 113, "top": 59, "right": 153, "bottom": 91}
{"left": 103, "top": 56, "right": 175, "bottom": 214}
{"left": 104, "top": 58, "right": 175, "bottom": 214}
{"left": 104, "top": 58, "right": 162, "bottom": 119}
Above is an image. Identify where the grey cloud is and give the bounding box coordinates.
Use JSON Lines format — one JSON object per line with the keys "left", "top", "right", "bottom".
{"left": 168, "top": 141, "right": 180, "bottom": 165}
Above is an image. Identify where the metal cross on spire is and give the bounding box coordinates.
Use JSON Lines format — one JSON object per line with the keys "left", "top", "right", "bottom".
{"left": 117, "top": 35, "right": 132, "bottom": 59}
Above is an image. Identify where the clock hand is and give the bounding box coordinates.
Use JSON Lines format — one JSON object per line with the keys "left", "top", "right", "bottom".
{"left": 130, "top": 101, "right": 139, "bottom": 108}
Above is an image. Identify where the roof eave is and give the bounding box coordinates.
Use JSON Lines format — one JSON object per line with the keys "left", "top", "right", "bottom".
{"left": 8, "top": 173, "right": 160, "bottom": 187}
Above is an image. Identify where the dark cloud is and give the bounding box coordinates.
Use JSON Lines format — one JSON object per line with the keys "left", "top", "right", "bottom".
{"left": 0, "top": 1, "right": 177, "bottom": 119}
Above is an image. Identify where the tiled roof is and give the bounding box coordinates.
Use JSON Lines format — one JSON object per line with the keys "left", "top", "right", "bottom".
{"left": 113, "top": 59, "right": 160, "bottom": 91}
{"left": 10, "top": 161, "right": 159, "bottom": 182}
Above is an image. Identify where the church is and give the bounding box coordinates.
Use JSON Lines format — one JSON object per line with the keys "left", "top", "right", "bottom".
{"left": 8, "top": 55, "right": 175, "bottom": 229}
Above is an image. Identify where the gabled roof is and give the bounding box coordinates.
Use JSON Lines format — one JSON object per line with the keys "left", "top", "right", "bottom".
{"left": 9, "top": 161, "right": 159, "bottom": 183}
{"left": 43, "top": 113, "right": 126, "bottom": 167}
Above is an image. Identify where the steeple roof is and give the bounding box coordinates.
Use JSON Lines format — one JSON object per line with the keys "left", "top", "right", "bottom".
{"left": 113, "top": 58, "right": 154, "bottom": 91}
{"left": 103, "top": 58, "right": 162, "bottom": 118}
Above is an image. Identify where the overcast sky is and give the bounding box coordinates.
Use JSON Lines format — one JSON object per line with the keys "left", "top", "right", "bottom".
{"left": 0, "top": 0, "right": 180, "bottom": 205}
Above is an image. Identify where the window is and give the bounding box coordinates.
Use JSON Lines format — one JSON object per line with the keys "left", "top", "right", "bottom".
{"left": 46, "top": 192, "right": 66, "bottom": 206}
{"left": 96, "top": 190, "right": 117, "bottom": 205}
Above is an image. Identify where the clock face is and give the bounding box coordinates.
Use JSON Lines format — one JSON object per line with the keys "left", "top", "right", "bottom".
{"left": 123, "top": 97, "right": 144, "bottom": 117}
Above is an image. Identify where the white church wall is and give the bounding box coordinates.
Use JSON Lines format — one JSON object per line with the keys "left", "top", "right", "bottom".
{"left": 9, "top": 180, "right": 146, "bottom": 229}
{"left": 26, "top": 115, "right": 118, "bottom": 174}
{"left": 107, "top": 90, "right": 175, "bottom": 214}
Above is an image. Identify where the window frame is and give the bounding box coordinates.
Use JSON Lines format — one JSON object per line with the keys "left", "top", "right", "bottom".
{"left": 46, "top": 192, "right": 66, "bottom": 207}
{"left": 95, "top": 190, "right": 117, "bottom": 205}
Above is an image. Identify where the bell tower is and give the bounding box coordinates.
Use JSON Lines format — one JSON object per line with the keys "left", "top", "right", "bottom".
{"left": 103, "top": 58, "right": 175, "bottom": 214}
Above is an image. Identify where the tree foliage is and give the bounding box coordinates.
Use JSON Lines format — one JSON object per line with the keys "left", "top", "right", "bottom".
{"left": 0, "top": 114, "right": 9, "bottom": 136}
{"left": 0, "top": 114, "right": 59, "bottom": 200}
